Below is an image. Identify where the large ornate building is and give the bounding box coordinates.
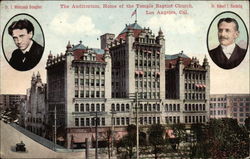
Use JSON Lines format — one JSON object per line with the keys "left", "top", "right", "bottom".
{"left": 45, "top": 21, "right": 210, "bottom": 148}
{"left": 20, "top": 72, "right": 47, "bottom": 136}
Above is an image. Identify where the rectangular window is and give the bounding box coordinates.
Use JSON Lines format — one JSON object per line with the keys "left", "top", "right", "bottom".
{"left": 81, "top": 118, "right": 84, "bottom": 126}
{"left": 91, "top": 91, "right": 95, "bottom": 98}
{"left": 116, "top": 118, "right": 120, "bottom": 125}
{"left": 75, "top": 118, "right": 79, "bottom": 126}
{"left": 96, "top": 79, "right": 100, "bottom": 86}
{"left": 80, "top": 90, "right": 84, "bottom": 98}
{"left": 91, "top": 118, "right": 95, "bottom": 126}
{"left": 101, "top": 104, "right": 105, "bottom": 111}
{"left": 101, "top": 91, "right": 105, "bottom": 98}
{"left": 101, "top": 80, "right": 105, "bottom": 86}
{"left": 80, "top": 79, "right": 84, "bottom": 85}
{"left": 86, "top": 79, "right": 89, "bottom": 86}
{"left": 126, "top": 117, "right": 130, "bottom": 125}
{"left": 86, "top": 118, "right": 90, "bottom": 126}
{"left": 75, "top": 90, "right": 79, "bottom": 98}
{"left": 86, "top": 91, "right": 89, "bottom": 98}
{"left": 96, "top": 91, "right": 100, "bottom": 98}
{"left": 75, "top": 78, "right": 78, "bottom": 86}
{"left": 102, "top": 118, "right": 105, "bottom": 126}
{"left": 121, "top": 117, "right": 125, "bottom": 125}
{"left": 91, "top": 79, "right": 95, "bottom": 86}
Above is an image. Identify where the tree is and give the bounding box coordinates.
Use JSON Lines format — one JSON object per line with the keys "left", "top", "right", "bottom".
{"left": 171, "top": 123, "right": 189, "bottom": 157}
{"left": 171, "top": 123, "right": 186, "bottom": 149}
{"left": 116, "top": 124, "right": 136, "bottom": 159}
{"left": 148, "top": 124, "right": 166, "bottom": 159}
{"left": 101, "top": 128, "right": 112, "bottom": 159}
{"left": 206, "top": 118, "right": 249, "bottom": 159}
{"left": 189, "top": 123, "right": 208, "bottom": 158}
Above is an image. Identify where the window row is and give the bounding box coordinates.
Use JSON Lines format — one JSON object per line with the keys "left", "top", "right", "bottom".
{"left": 132, "top": 91, "right": 160, "bottom": 99}
{"left": 138, "top": 103, "right": 161, "bottom": 112}
{"left": 75, "top": 79, "right": 105, "bottom": 87}
{"left": 233, "top": 97, "right": 250, "bottom": 101}
{"left": 135, "top": 81, "right": 160, "bottom": 88}
{"left": 210, "top": 103, "right": 226, "bottom": 108}
{"left": 75, "top": 117, "right": 105, "bottom": 127}
{"left": 185, "top": 93, "right": 206, "bottom": 100}
{"left": 210, "top": 110, "right": 226, "bottom": 116}
{"left": 165, "top": 104, "right": 180, "bottom": 112}
{"left": 185, "top": 73, "right": 205, "bottom": 80}
{"left": 184, "top": 104, "right": 206, "bottom": 112}
{"left": 135, "top": 49, "right": 160, "bottom": 58}
{"left": 135, "top": 71, "right": 160, "bottom": 79}
{"left": 135, "top": 60, "right": 160, "bottom": 67}
{"left": 233, "top": 107, "right": 250, "bottom": 112}
{"left": 75, "top": 90, "right": 105, "bottom": 98}
{"left": 139, "top": 116, "right": 160, "bottom": 125}
{"left": 234, "top": 113, "right": 250, "bottom": 117}
{"left": 112, "top": 117, "right": 130, "bottom": 126}
{"left": 111, "top": 103, "right": 130, "bottom": 112}
{"left": 165, "top": 116, "right": 180, "bottom": 124}
{"left": 27, "top": 117, "right": 43, "bottom": 123}
{"left": 184, "top": 116, "right": 206, "bottom": 123}
{"left": 233, "top": 102, "right": 250, "bottom": 107}
{"left": 75, "top": 66, "right": 105, "bottom": 75}
{"left": 75, "top": 103, "right": 105, "bottom": 112}
{"left": 185, "top": 83, "right": 206, "bottom": 91}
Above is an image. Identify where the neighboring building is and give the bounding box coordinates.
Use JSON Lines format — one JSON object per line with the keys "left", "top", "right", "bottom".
{"left": 22, "top": 72, "right": 47, "bottom": 137}
{"left": 0, "top": 94, "right": 26, "bottom": 111}
{"left": 210, "top": 94, "right": 250, "bottom": 125}
{"left": 45, "top": 21, "right": 210, "bottom": 148}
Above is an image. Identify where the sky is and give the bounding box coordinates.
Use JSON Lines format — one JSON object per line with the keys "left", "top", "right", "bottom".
{"left": 0, "top": 1, "right": 249, "bottom": 95}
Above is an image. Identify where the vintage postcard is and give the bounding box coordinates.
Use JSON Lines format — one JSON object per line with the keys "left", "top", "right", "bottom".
{"left": 0, "top": 0, "right": 249, "bottom": 159}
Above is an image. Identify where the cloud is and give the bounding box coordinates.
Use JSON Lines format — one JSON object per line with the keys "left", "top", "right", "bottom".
{"left": 49, "top": 12, "right": 101, "bottom": 36}
{"left": 146, "top": 15, "right": 199, "bottom": 35}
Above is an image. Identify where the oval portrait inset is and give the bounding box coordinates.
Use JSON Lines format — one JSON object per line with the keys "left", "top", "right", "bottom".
{"left": 2, "top": 13, "right": 45, "bottom": 71}
{"left": 207, "top": 11, "right": 248, "bottom": 69}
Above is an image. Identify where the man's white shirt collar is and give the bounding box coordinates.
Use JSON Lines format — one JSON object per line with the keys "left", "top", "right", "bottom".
{"left": 21, "top": 40, "right": 33, "bottom": 54}
{"left": 221, "top": 43, "right": 236, "bottom": 59}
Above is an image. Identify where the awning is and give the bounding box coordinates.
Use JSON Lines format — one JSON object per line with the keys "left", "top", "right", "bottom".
{"left": 156, "top": 51, "right": 160, "bottom": 54}
{"left": 147, "top": 50, "right": 152, "bottom": 54}
{"left": 166, "top": 129, "right": 175, "bottom": 138}
{"left": 135, "top": 71, "right": 139, "bottom": 75}
{"left": 156, "top": 72, "right": 160, "bottom": 76}
{"left": 140, "top": 71, "right": 144, "bottom": 75}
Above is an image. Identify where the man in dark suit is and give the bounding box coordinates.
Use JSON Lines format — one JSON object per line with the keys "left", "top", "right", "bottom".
{"left": 8, "top": 19, "right": 44, "bottom": 71}
{"left": 209, "top": 18, "right": 247, "bottom": 69}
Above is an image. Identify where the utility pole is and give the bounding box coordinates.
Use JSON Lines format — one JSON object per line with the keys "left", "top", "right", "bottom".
{"left": 111, "top": 110, "right": 116, "bottom": 157}
{"left": 54, "top": 106, "right": 57, "bottom": 151}
{"left": 90, "top": 111, "right": 107, "bottom": 159}
{"left": 136, "top": 92, "right": 139, "bottom": 159}
{"left": 95, "top": 111, "right": 98, "bottom": 159}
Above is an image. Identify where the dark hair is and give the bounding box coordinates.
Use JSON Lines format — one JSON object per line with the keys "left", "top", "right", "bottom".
{"left": 217, "top": 17, "right": 239, "bottom": 31}
{"left": 8, "top": 19, "right": 34, "bottom": 36}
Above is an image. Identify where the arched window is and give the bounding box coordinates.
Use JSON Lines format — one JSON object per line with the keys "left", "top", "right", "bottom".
{"left": 116, "top": 104, "right": 120, "bottom": 111}
{"left": 165, "top": 104, "right": 168, "bottom": 112}
{"left": 75, "top": 103, "right": 79, "bottom": 112}
{"left": 80, "top": 104, "right": 84, "bottom": 112}
{"left": 91, "top": 104, "right": 95, "bottom": 112}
